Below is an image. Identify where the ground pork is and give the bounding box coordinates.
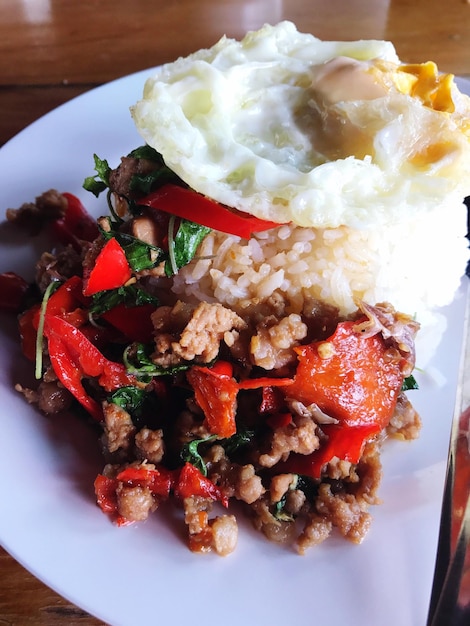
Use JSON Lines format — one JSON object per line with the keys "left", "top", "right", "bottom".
{"left": 211, "top": 516, "right": 238, "bottom": 556}
{"left": 249, "top": 497, "right": 296, "bottom": 544}
{"left": 134, "top": 428, "right": 165, "bottom": 463}
{"left": 296, "top": 515, "right": 333, "bottom": 554}
{"left": 15, "top": 380, "right": 73, "bottom": 414}
{"left": 35, "top": 247, "right": 83, "bottom": 292}
{"left": 258, "top": 414, "right": 320, "bottom": 467}
{"left": 6, "top": 189, "right": 67, "bottom": 235}
{"left": 152, "top": 300, "right": 246, "bottom": 366}
{"left": 116, "top": 483, "right": 156, "bottom": 522}
{"left": 103, "top": 402, "right": 136, "bottom": 454}
{"left": 183, "top": 495, "right": 238, "bottom": 556}
{"left": 314, "top": 483, "right": 372, "bottom": 543}
{"left": 250, "top": 313, "right": 308, "bottom": 370}
{"left": 108, "top": 156, "right": 158, "bottom": 198}
{"left": 229, "top": 464, "right": 265, "bottom": 505}
{"left": 207, "top": 448, "right": 265, "bottom": 505}
{"left": 387, "top": 392, "right": 422, "bottom": 440}
{"left": 269, "top": 473, "right": 298, "bottom": 504}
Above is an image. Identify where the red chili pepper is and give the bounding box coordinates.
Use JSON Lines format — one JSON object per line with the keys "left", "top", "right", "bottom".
{"left": 279, "top": 424, "right": 378, "bottom": 479}
{"left": 266, "top": 412, "right": 293, "bottom": 429}
{"left": 259, "top": 386, "right": 286, "bottom": 414}
{"left": 83, "top": 237, "right": 132, "bottom": 296}
{"left": 274, "top": 319, "right": 407, "bottom": 477}
{"left": 116, "top": 465, "right": 175, "bottom": 498}
{"left": 94, "top": 474, "right": 120, "bottom": 515}
{"left": 186, "top": 364, "right": 239, "bottom": 438}
{"left": 175, "top": 462, "right": 228, "bottom": 507}
{"left": 94, "top": 474, "right": 132, "bottom": 527}
{"left": 238, "top": 376, "right": 294, "bottom": 390}
{"left": 285, "top": 319, "right": 405, "bottom": 430}
{"left": 46, "top": 330, "right": 102, "bottom": 420}
{"left": 44, "top": 314, "right": 137, "bottom": 421}
{"left": 33, "top": 275, "right": 88, "bottom": 329}
{"left": 18, "top": 277, "right": 89, "bottom": 362}
{"left": 0, "top": 272, "right": 29, "bottom": 313}
{"left": 100, "top": 303, "right": 156, "bottom": 343}
{"left": 18, "top": 305, "right": 40, "bottom": 361}
{"left": 208, "top": 360, "right": 234, "bottom": 378}
{"left": 139, "top": 184, "right": 283, "bottom": 239}
{"left": 46, "top": 275, "right": 85, "bottom": 311}
{"left": 50, "top": 192, "right": 99, "bottom": 250}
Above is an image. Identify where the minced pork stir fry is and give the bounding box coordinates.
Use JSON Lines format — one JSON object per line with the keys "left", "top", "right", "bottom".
{"left": 1, "top": 146, "right": 421, "bottom": 556}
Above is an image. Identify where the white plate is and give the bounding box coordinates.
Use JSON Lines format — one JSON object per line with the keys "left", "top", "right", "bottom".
{"left": 0, "top": 71, "right": 468, "bottom": 626}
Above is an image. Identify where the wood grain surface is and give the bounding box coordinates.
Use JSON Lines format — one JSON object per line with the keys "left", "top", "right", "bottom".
{"left": 1, "top": 0, "right": 470, "bottom": 623}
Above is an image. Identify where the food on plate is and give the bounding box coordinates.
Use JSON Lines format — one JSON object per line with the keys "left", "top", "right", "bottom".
{"left": 132, "top": 21, "right": 470, "bottom": 358}
{"left": 2, "top": 22, "right": 470, "bottom": 556}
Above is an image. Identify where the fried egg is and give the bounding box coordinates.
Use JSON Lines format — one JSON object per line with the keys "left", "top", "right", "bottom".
{"left": 131, "top": 21, "right": 470, "bottom": 229}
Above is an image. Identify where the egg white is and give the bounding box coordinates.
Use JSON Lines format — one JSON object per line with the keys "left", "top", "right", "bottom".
{"left": 131, "top": 21, "right": 470, "bottom": 229}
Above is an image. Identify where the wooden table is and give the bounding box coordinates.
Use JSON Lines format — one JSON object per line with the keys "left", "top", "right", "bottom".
{"left": 1, "top": 0, "right": 470, "bottom": 623}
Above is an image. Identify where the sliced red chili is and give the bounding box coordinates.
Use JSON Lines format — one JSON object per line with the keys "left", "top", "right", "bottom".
{"left": 83, "top": 237, "right": 132, "bottom": 296}
{"left": 101, "top": 303, "right": 156, "bottom": 343}
{"left": 34, "top": 276, "right": 88, "bottom": 328}
{"left": 18, "top": 305, "right": 40, "bottom": 361}
{"left": 94, "top": 474, "right": 132, "bottom": 527}
{"left": 279, "top": 424, "right": 379, "bottom": 479}
{"left": 266, "top": 412, "right": 293, "bottom": 429}
{"left": 50, "top": 192, "right": 99, "bottom": 250}
{"left": 0, "top": 272, "right": 29, "bottom": 313}
{"left": 208, "top": 360, "right": 234, "bottom": 378}
{"left": 116, "top": 465, "right": 175, "bottom": 499}
{"left": 238, "top": 376, "right": 294, "bottom": 390}
{"left": 186, "top": 364, "right": 239, "bottom": 438}
{"left": 46, "top": 330, "right": 103, "bottom": 421}
{"left": 259, "top": 386, "right": 286, "bottom": 414}
{"left": 285, "top": 319, "right": 405, "bottom": 430}
{"left": 139, "top": 183, "right": 283, "bottom": 239}
{"left": 175, "top": 462, "right": 228, "bottom": 507}
{"left": 44, "top": 314, "right": 137, "bottom": 421}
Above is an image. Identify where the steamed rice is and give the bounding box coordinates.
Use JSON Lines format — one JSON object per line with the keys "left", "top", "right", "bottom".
{"left": 173, "top": 197, "right": 468, "bottom": 366}
{"left": 131, "top": 22, "right": 470, "bottom": 367}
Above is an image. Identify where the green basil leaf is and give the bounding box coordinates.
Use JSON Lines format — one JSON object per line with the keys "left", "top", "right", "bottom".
{"left": 402, "top": 374, "right": 419, "bottom": 391}
{"left": 180, "top": 435, "right": 218, "bottom": 476}
{"left": 101, "top": 228, "right": 166, "bottom": 272}
{"left": 272, "top": 475, "right": 318, "bottom": 521}
{"left": 108, "top": 385, "right": 147, "bottom": 418}
{"left": 127, "top": 145, "right": 164, "bottom": 162}
{"left": 221, "top": 428, "right": 256, "bottom": 456}
{"left": 130, "top": 168, "right": 181, "bottom": 195}
{"left": 127, "top": 145, "right": 182, "bottom": 195}
{"left": 89, "top": 285, "right": 158, "bottom": 315}
{"left": 165, "top": 219, "right": 211, "bottom": 277}
{"left": 123, "top": 343, "right": 193, "bottom": 380}
{"left": 83, "top": 154, "right": 111, "bottom": 197}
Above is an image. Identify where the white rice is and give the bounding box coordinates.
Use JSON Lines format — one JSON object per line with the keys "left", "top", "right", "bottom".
{"left": 172, "top": 198, "right": 469, "bottom": 367}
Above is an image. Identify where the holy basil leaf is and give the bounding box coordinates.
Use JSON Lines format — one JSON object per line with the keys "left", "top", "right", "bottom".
{"left": 130, "top": 168, "right": 181, "bottom": 196}
{"left": 123, "top": 343, "right": 192, "bottom": 380}
{"left": 221, "top": 428, "right": 256, "bottom": 456}
{"left": 273, "top": 495, "right": 294, "bottom": 522}
{"left": 89, "top": 284, "right": 158, "bottom": 315}
{"left": 272, "top": 474, "right": 318, "bottom": 521}
{"left": 180, "top": 428, "right": 256, "bottom": 476}
{"left": 402, "top": 374, "right": 419, "bottom": 391}
{"left": 127, "top": 145, "right": 164, "bottom": 162}
{"left": 180, "top": 435, "right": 218, "bottom": 476}
{"left": 128, "top": 145, "right": 182, "bottom": 195}
{"left": 165, "top": 219, "right": 211, "bottom": 277}
{"left": 108, "top": 386, "right": 147, "bottom": 418}
{"left": 83, "top": 154, "right": 111, "bottom": 197}
{"left": 101, "top": 228, "right": 166, "bottom": 272}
